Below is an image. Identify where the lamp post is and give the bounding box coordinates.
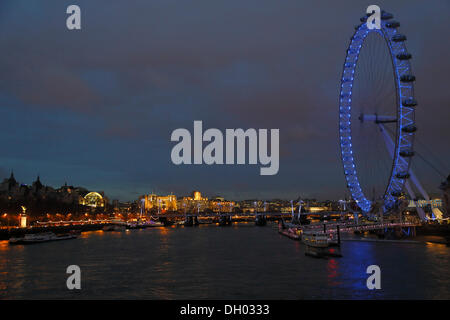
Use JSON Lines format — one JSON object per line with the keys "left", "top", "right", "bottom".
{"left": 3, "top": 213, "right": 9, "bottom": 228}
{"left": 19, "top": 206, "right": 27, "bottom": 228}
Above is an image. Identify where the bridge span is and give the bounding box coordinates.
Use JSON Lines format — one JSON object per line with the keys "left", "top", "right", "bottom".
{"left": 301, "top": 221, "right": 421, "bottom": 233}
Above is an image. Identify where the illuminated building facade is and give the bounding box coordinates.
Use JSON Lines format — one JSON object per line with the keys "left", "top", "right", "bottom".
{"left": 209, "top": 200, "right": 235, "bottom": 213}
{"left": 0, "top": 173, "right": 110, "bottom": 216}
{"left": 407, "top": 199, "right": 444, "bottom": 208}
{"left": 175, "top": 191, "right": 209, "bottom": 213}
{"left": 307, "top": 206, "right": 330, "bottom": 213}
{"left": 193, "top": 191, "right": 205, "bottom": 201}
{"left": 144, "top": 194, "right": 177, "bottom": 212}
{"left": 79, "top": 192, "right": 106, "bottom": 208}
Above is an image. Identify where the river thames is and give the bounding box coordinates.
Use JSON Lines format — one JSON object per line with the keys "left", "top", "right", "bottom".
{"left": 0, "top": 223, "right": 449, "bottom": 299}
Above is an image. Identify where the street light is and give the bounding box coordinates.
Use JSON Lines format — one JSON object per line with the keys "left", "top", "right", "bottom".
{"left": 3, "top": 213, "right": 9, "bottom": 227}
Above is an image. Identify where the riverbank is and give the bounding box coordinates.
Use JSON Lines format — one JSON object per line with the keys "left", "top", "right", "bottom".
{"left": 0, "top": 224, "right": 107, "bottom": 240}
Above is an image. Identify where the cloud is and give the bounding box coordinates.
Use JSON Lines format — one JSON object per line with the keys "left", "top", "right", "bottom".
{"left": 0, "top": 0, "right": 449, "bottom": 200}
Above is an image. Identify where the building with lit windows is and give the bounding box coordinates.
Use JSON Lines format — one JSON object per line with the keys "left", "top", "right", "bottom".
{"left": 0, "top": 172, "right": 111, "bottom": 217}
{"left": 79, "top": 192, "right": 106, "bottom": 208}
{"left": 143, "top": 194, "right": 177, "bottom": 212}
{"left": 176, "top": 191, "right": 212, "bottom": 213}
{"left": 192, "top": 191, "right": 207, "bottom": 201}
{"left": 208, "top": 199, "right": 235, "bottom": 213}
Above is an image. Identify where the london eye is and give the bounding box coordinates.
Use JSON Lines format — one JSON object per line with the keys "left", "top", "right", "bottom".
{"left": 339, "top": 10, "right": 416, "bottom": 215}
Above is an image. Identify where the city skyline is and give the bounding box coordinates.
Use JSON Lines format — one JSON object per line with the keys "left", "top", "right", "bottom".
{"left": 0, "top": 170, "right": 345, "bottom": 202}
{"left": 0, "top": 0, "right": 449, "bottom": 202}
{"left": 0, "top": 170, "right": 445, "bottom": 204}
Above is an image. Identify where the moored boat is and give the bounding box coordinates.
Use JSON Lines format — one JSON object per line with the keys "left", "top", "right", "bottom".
{"left": 9, "top": 232, "right": 77, "bottom": 245}
{"left": 302, "top": 231, "right": 329, "bottom": 248}
{"left": 278, "top": 221, "right": 301, "bottom": 240}
{"left": 302, "top": 229, "right": 343, "bottom": 258}
{"left": 144, "top": 220, "right": 164, "bottom": 227}
{"left": 102, "top": 224, "right": 126, "bottom": 232}
{"left": 125, "top": 222, "right": 138, "bottom": 229}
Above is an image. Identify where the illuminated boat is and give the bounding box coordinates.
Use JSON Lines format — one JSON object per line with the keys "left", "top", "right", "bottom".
{"left": 126, "top": 220, "right": 147, "bottom": 229}
{"left": 301, "top": 231, "right": 329, "bottom": 248}
{"left": 278, "top": 221, "right": 301, "bottom": 240}
{"left": 125, "top": 222, "right": 139, "bottom": 229}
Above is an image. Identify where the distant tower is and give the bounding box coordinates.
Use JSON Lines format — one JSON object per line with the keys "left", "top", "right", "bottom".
{"left": 7, "top": 171, "right": 18, "bottom": 191}
{"left": 192, "top": 191, "right": 202, "bottom": 201}
{"left": 33, "top": 175, "right": 43, "bottom": 191}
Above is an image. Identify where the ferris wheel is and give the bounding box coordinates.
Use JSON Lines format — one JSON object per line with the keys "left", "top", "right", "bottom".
{"left": 339, "top": 10, "right": 418, "bottom": 215}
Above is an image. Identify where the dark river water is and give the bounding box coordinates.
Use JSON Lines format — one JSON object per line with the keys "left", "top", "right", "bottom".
{"left": 0, "top": 222, "right": 449, "bottom": 299}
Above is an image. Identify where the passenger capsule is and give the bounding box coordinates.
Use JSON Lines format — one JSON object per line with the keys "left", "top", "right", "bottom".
{"left": 400, "top": 150, "right": 415, "bottom": 157}
{"left": 396, "top": 172, "right": 410, "bottom": 179}
{"left": 402, "top": 98, "right": 417, "bottom": 107}
{"left": 386, "top": 21, "right": 400, "bottom": 28}
{"left": 397, "top": 53, "right": 412, "bottom": 60}
{"left": 402, "top": 124, "right": 417, "bottom": 133}
{"left": 400, "top": 74, "right": 416, "bottom": 82}
{"left": 381, "top": 11, "right": 394, "bottom": 20}
{"left": 392, "top": 34, "right": 407, "bottom": 42}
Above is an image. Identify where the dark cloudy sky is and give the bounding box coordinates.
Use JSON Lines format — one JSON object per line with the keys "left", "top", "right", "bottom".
{"left": 0, "top": 0, "right": 449, "bottom": 201}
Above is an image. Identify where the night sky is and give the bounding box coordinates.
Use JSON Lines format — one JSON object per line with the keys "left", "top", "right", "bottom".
{"left": 0, "top": 0, "right": 449, "bottom": 201}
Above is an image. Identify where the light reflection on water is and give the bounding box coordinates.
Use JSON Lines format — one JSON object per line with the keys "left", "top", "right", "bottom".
{"left": 0, "top": 223, "right": 449, "bottom": 299}
{"left": 327, "top": 258, "right": 341, "bottom": 287}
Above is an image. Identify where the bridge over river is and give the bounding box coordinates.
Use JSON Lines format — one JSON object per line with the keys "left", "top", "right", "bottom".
{"left": 301, "top": 221, "right": 421, "bottom": 234}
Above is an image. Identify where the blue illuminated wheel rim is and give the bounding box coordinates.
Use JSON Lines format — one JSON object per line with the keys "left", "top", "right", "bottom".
{"left": 339, "top": 12, "right": 416, "bottom": 213}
